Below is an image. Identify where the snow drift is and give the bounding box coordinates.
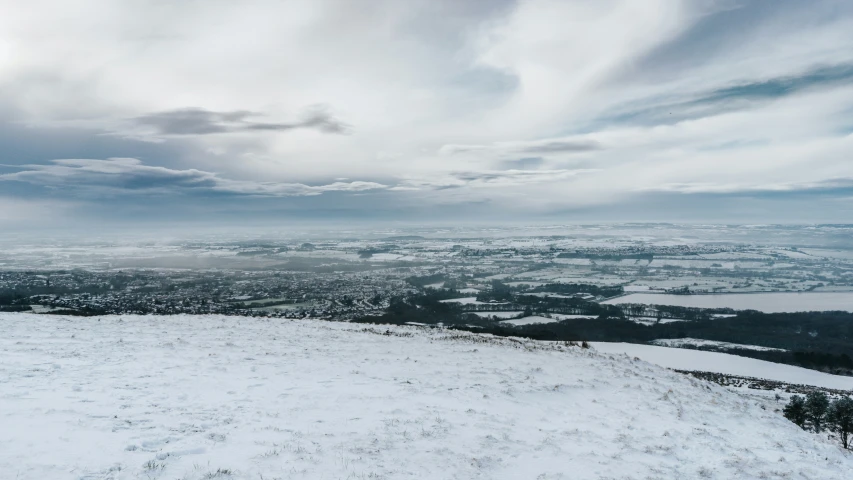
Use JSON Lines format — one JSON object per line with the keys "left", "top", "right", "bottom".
{"left": 1, "top": 313, "right": 851, "bottom": 479}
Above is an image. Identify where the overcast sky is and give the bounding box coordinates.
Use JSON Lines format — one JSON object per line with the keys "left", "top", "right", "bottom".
{"left": 1, "top": 0, "right": 852, "bottom": 229}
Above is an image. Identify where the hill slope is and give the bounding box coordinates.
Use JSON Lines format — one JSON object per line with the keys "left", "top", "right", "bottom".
{"left": 1, "top": 313, "right": 851, "bottom": 479}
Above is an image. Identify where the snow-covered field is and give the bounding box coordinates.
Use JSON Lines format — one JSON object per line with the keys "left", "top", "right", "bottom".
{"left": 522, "top": 292, "right": 581, "bottom": 299}
{"left": 651, "top": 338, "right": 786, "bottom": 352}
{"left": 498, "top": 315, "right": 561, "bottom": 326}
{"left": 602, "top": 292, "right": 853, "bottom": 312}
{"left": 592, "top": 343, "right": 853, "bottom": 390}
{"left": 498, "top": 314, "right": 599, "bottom": 325}
{"left": 549, "top": 314, "right": 598, "bottom": 320}
{"left": 439, "top": 297, "right": 502, "bottom": 305}
{"left": 2, "top": 313, "right": 852, "bottom": 479}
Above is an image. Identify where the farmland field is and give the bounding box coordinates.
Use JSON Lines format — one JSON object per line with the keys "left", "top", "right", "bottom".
{"left": 602, "top": 292, "right": 853, "bottom": 312}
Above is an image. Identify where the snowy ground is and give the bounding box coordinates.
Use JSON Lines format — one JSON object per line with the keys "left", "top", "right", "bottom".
{"left": 651, "top": 338, "right": 787, "bottom": 352}
{"left": 602, "top": 292, "right": 853, "bottom": 312}
{"left": 592, "top": 342, "right": 853, "bottom": 390}
{"left": 549, "top": 314, "right": 598, "bottom": 320}
{"left": 473, "top": 313, "right": 598, "bottom": 322}
{"left": 439, "top": 297, "right": 505, "bottom": 305}
{"left": 2, "top": 313, "right": 852, "bottom": 479}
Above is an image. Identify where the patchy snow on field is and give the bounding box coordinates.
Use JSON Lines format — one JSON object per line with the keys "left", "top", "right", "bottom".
{"left": 2, "top": 313, "right": 853, "bottom": 480}
{"left": 650, "top": 338, "right": 787, "bottom": 352}
{"left": 592, "top": 342, "right": 853, "bottom": 390}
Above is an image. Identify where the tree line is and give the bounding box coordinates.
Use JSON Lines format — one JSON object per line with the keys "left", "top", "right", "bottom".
{"left": 783, "top": 392, "right": 853, "bottom": 450}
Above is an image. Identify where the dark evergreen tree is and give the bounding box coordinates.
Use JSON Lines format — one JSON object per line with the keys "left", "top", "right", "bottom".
{"left": 806, "top": 391, "right": 830, "bottom": 432}
{"left": 827, "top": 397, "right": 853, "bottom": 450}
{"left": 783, "top": 395, "right": 808, "bottom": 429}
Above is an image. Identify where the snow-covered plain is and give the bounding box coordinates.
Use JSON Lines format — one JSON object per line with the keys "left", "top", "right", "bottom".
{"left": 592, "top": 343, "right": 853, "bottom": 390}
{"left": 651, "top": 338, "right": 786, "bottom": 352}
{"left": 602, "top": 292, "right": 853, "bottom": 312}
{"left": 498, "top": 315, "right": 561, "bottom": 326}
{"left": 439, "top": 297, "right": 501, "bottom": 305}
{"left": 549, "top": 314, "right": 598, "bottom": 320}
{"left": 2, "top": 313, "right": 852, "bottom": 479}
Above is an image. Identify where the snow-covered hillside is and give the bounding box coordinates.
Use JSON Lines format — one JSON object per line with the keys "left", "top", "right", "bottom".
{"left": 2, "top": 313, "right": 851, "bottom": 479}
{"left": 592, "top": 342, "right": 853, "bottom": 390}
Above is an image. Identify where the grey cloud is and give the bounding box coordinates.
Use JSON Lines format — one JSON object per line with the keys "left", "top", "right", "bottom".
{"left": 624, "top": 1, "right": 853, "bottom": 85}
{"left": 0, "top": 111, "right": 193, "bottom": 166}
{"left": 519, "top": 141, "right": 601, "bottom": 154}
{"left": 501, "top": 157, "right": 544, "bottom": 169}
{"left": 0, "top": 157, "right": 596, "bottom": 201}
{"left": 601, "top": 63, "right": 853, "bottom": 128}
{"left": 295, "top": 106, "right": 350, "bottom": 134}
{"left": 134, "top": 109, "right": 249, "bottom": 135}
{"left": 700, "top": 64, "right": 853, "bottom": 103}
{"left": 440, "top": 139, "right": 601, "bottom": 156}
{"left": 0, "top": 158, "right": 384, "bottom": 197}
{"left": 132, "top": 105, "right": 349, "bottom": 136}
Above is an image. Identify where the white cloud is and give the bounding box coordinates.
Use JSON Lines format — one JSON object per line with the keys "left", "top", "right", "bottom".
{"left": 0, "top": 0, "right": 852, "bottom": 220}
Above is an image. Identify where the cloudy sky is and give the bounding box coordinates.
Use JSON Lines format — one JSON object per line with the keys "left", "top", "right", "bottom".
{"left": 1, "top": 0, "right": 853, "bottom": 229}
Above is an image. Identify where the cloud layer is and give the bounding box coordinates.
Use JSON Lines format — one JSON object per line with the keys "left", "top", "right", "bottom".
{"left": 1, "top": 158, "right": 384, "bottom": 196}
{"left": 1, "top": 0, "right": 852, "bottom": 226}
{"left": 130, "top": 106, "right": 349, "bottom": 137}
